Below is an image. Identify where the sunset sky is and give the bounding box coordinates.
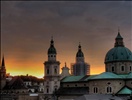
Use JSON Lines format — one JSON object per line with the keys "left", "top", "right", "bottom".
{"left": 1, "top": 1, "right": 132, "bottom": 78}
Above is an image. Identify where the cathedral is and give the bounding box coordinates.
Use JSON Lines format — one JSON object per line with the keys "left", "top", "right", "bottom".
{"left": 43, "top": 31, "right": 132, "bottom": 100}
{"left": 0, "top": 30, "right": 132, "bottom": 100}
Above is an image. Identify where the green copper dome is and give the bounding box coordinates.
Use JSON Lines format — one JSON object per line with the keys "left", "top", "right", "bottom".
{"left": 105, "top": 32, "right": 132, "bottom": 63}
{"left": 76, "top": 44, "right": 84, "bottom": 57}
{"left": 48, "top": 39, "right": 57, "bottom": 54}
{"left": 105, "top": 47, "right": 132, "bottom": 63}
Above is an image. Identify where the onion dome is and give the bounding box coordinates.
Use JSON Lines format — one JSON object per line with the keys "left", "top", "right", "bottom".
{"left": 105, "top": 31, "right": 132, "bottom": 63}
{"left": 76, "top": 43, "right": 84, "bottom": 57}
{"left": 48, "top": 38, "right": 57, "bottom": 54}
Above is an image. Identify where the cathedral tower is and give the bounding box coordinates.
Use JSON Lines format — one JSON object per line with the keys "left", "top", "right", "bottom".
{"left": 71, "top": 43, "right": 90, "bottom": 76}
{"left": 0, "top": 55, "right": 6, "bottom": 89}
{"left": 105, "top": 30, "right": 132, "bottom": 74}
{"left": 43, "top": 38, "right": 60, "bottom": 99}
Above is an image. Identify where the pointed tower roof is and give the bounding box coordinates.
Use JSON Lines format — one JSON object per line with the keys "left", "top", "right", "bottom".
{"left": 76, "top": 43, "right": 84, "bottom": 57}
{"left": 2, "top": 55, "right": 5, "bottom": 67}
{"left": 48, "top": 37, "right": 57, "bottom": 54}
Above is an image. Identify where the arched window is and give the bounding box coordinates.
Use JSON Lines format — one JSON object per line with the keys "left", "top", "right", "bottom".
{"left": 106, "top": 86, "right": 112, "bottom": 93}
{"left": 121, "top": 66, "right": 124, "bottom": 71}
{"left": 54, "top": 68, "right": 57, "bottom": 74}
{"left": 93, "top": 87, "right": 98, "bottom": 93}
{"left": 112, "top": 66, "right": 114, "bottom": 72}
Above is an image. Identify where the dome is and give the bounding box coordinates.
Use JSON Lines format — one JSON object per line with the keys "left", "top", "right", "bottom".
{"left": 105, "top": 47, "right": 132, "bottom": 63}
{"left": 48, "top": 39, "right": 57, "bottom": 54}
{"left": 48, "top": 46, "right": 56, "bottom": 54}
{"left": 76, "top": 51, "right": 84, "bottom": 57}
{"left": 76, "top": 44, "right": 84, "bottom": 57}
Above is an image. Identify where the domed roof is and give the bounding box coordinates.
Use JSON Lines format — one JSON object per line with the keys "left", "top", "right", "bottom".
{"left": 76, "top": 44, "right": 84, "bottom": 57}
{"left": 105, "top": 32, "right": 132, "bottom": 63}
{"left": 48, "top": 39, "right": 57, "bottom": 54}
{"left": 105, "top": 47, "right": 132, "bottom": 63}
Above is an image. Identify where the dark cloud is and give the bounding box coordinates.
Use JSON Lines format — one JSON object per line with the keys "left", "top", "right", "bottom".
{"left": 1, "top": 1, "right": 132, "bottom": 76}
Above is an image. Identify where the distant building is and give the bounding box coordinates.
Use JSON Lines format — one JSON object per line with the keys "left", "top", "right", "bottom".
{"left": 56, "top": 31, "right": 132, "bottom": 100}
{"left": 71, "top": 43, "right": 90, "bottom": 76}
{"left": 0, "top": 56, "right": 6, "bottom": 90}
{"left": 0, "top": 58, "right": 44, "bottom": 100}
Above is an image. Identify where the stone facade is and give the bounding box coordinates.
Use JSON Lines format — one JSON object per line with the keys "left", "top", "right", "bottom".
{"left": 105, "top": 62, "right": 132, "bottom": 74}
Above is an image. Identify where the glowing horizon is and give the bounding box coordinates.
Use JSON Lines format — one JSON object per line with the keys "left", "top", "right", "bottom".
{"left": 1, "top": 1, "right": 131, "bottom": 78}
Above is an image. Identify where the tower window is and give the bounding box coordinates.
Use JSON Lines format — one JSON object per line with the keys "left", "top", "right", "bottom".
{"left": 130, "top": 66, "right": 131, "bottom": 71}
{"left": 47, "top": 69, "right": 49, "bottom": 74}
{"left": 54, "top": 55, "right": 56, "bottom": 57}
{"left": 121, "top": 66, "right": 124, "bottom": 71}
{"left": 54, "top": 68, "right": 57, "bottom": 74}
{"left": 51, "top": 55, "right": 53, "bottom": 57}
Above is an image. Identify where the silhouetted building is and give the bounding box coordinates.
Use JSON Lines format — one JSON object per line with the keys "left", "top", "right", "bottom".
{"left": 71, "top": 44, "right": 90, "bottom": 76}
{"left": 61, "top": 62, "right": 70, "bottom": 79}
{"left": 0, "top": 56, "right": 6, "bottom": 90}
{"left": 43, "top": 37, "right": 61, "bottom": 100}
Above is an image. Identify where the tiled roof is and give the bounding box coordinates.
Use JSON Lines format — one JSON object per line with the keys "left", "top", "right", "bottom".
{"left": 74, "top": 94, "right": 122, "bottom": 100}
{"left": 61, "top": 72, "right": 132, "bottom": 82}
{"left": 61, "top": 75, "right": 85, "bottom": 82}
{"left": 20, "top": 75, "right": 44, "bottom": 82}
{"left": 90, "top": 72, "right": 122, "bottom": 79}
{"left": 117, "top": 87, "right": 132, "bottom": 95}
{"left": 4, "top": 76, "right": 27, "bottom": 90}
{"left": 127, "top": 72, "right": 132, "bottom": 79}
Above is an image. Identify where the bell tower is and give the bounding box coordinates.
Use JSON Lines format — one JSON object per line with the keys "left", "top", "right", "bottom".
{"left": 76, "top": 43, "right": 84, "bottom": 62}
{"left": 43, "top": 37, "right": 60, "bottom": 99}
{"left": 0, "top": 55, "right": 6, "bottom": 89}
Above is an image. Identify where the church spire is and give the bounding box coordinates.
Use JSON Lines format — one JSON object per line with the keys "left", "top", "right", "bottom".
{"left": 47, "top": 37, "right": 57, "bottom": 61}
{"left": 114, "top": 29, "right": 124, "bottom": 47}
{"left": 2, "top": 55, "right": 5, "bottom": 67}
